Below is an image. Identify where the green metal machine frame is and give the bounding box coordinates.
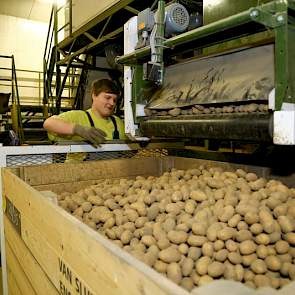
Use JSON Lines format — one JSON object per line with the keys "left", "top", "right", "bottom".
{"left": 117, "top": 0, "right": 295, "bottom": 121}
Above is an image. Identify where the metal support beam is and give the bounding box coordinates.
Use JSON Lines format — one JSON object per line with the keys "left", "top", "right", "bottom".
{"left": 57, "top": 27, "right": 123, "bottom": 66}
{"left": 124, "top": 5, "right": 140, "bottom": 14}
{"left": 98, "top": 15, "right": 112, "bottom": 39}
{"left": 84, "top": 32, "right": 96, "bottom": 42}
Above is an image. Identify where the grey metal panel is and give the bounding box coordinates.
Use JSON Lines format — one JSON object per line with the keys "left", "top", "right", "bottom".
{"left": 147, "top": 45, "right": 274, "bottom": 109}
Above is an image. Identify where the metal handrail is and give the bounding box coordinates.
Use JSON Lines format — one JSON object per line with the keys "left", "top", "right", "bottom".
{"left": 43, "top": 0, "right": 73, "bottom": 112}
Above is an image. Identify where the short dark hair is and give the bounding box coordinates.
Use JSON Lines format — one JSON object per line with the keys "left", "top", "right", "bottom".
{"left": 91, "top": 79, "right": 120, "bottom": 96}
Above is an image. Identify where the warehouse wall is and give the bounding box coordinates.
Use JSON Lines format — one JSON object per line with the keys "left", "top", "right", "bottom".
{"left": 0, "top": 14, "right": 48, "bottom": 71}
{"left": 0, "top": 14, "right": 48, "bottom": 104}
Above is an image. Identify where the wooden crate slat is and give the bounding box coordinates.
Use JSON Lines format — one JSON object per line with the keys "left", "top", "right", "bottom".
{"left": 6, "top": 241, "right": 37, "bottom": 295}
{"left": 4, "top": 215, "right": 59, "bottom": 295}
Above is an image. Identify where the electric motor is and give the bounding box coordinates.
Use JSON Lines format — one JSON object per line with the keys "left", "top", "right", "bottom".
{"left": 165, "top": 3, "right": 189, "bottom": 36}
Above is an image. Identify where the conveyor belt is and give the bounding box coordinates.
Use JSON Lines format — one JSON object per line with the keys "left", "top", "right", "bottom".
{"left": 141, "top": 113, "right": 273, "bottom": 142}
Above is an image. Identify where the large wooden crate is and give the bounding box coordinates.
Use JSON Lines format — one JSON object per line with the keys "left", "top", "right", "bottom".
{"left": 2, "top": 157, "right": 295, "bottom": 295}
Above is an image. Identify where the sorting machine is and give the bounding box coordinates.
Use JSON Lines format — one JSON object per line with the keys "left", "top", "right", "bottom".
{"left": 116, "top": 0, "right": 295, "bottom": 146}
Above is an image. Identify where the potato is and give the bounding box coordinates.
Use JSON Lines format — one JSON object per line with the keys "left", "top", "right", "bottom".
{"left": 224, "top": 263, "right": 236, "bottom": 280}
{"left": 239, "top": 240, "right": 256, "bottom": 255}
{"left": 254, "top": 274, "right": 271, "bottom": 288}
{"left": 184, "top": 200, "right": 196, "bottom": 214}
{"left": 275, "top": 240, "right": 289, "bottom": 254}
{"left": 103, "top": 217, "right": 115, "bottom": 229}
{"left": 242, "top": 254, "right": 257, "bottom": 267}
{"left": 143, "top": 251, "right": 157, "bottom": 267}
{"left": 195, "top": 256, "right": 211, "bottom": 276}
{"left": 228, "top": 252, "right": 242, "bottom": 265}
{"left": 245, "top": 173, "right": 258, "bottom": 182}
{"left": 167, "top": 262, "right": 182, "bottom": 284}
{"left": 218, "top": 205, "right": 235, "bottom": 222}
{"left": 154, "top": 260, "right": 167, "bottom": 273}
{"left": 198, "top": 275, "right": 213, "bottom": 286}
{"left": 188, "top": 247, "right": 202, "bottom": 261}
{"left": 249, "top": 178, "right": 266, "bottom": 191}
{"left": 207, "top": 261, "right": 225, "bottom": 277}
{"left": 225, "top": 240, "right": 238, "bottom": 252}
{"left": 121, "top": 230, "right": 132, "bottom": 245}
{"left": 255, "top": 233, "right": 270, "bottom": 245}
{"left": 180, "top": 277, "right": 194, "bottom": 291}
{"left": 159, "top": 247, "right": 181, "bottom": 263}
{"left": 256, "top": 245, "right": 268, "bottom": 259}
{"left": 250, "top": 223, "right": 263, "bottom": 235}
{"left": 190, "top": 190, "right": 207, "bottom": 202}
{"left": 265, "top": 255, "right": 282, "bottom": 271}
{"left": 213, "top": 240, "right": 225, "bottom": 251}
{"left": 284, "top": 232, "right": 295, "bottom": 245}
{"left": 244, "top": 270, "right": 255, "bottom": 281}
{"left": 192, "top": 222, "right": 207, "bottom": 236}
{"left": 162, "top": 218, "right": 176, "bottom": 232}
{"left": 157, "top": 238, "right": 170, "bottom": 250}
{"left": 235, "top": 264, "right": 244, "bottom": 282}
{"left": 178, "top": 243, "right": 189, "bottom": 255}
{"left": 228, "top": 214, "right": 241, "bottom": 228}
{"left": 214, "top": 249, "right": 228, "bottom": 262}
{"left": 251, "top": 259, "right": 267, "bottom": 274}
{"left": 167, "top": 230, "right": 188, "bottom": 244}
{"left": 181, "top": 257, "right": 194, "bottom": 276}
{"left": 187, "top": 235, "right": 208, "bottom": 247}
{"left": 278, "top": 216, "right": 294, "bottom": 233}
{"left": 244, "top": 212, "right": 259, "bottom": 225}
{"left": 147, "top": 204, "right": 159, "bottom": 221}
{"left": 141, "top": 235, "right": 156, "bottom": 247}
{"left": 175, "top": 223, "right": 190, "bottom": 233}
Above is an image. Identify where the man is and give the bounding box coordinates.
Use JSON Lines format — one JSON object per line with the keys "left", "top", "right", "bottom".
{"left": 44, "top": 79, "right": 126, "bottom": 161}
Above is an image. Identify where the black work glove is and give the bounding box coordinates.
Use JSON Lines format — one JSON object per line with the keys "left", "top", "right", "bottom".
{"left": 73, "top": 124, "right": 106, "bottom": 147}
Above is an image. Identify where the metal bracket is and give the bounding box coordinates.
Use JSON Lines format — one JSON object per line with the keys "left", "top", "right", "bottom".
{"left": 249, "top": 8, "right": 287, "bottom": 28}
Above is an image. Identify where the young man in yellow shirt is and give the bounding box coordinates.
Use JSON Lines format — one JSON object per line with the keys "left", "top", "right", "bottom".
{"left": 44, "top": 79, "right": 126, "bottom": 161}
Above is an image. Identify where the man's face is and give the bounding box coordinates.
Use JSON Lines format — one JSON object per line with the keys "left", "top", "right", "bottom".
{"left": 92, "top": 91, "right": 117, "bottom": 118}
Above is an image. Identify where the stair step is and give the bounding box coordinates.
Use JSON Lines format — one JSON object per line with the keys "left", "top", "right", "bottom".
{"left": 21, "top": 115, "right": 46, "bottom": 119}
{"left": 23, "top": 128, "right": 46, "bottom": 132}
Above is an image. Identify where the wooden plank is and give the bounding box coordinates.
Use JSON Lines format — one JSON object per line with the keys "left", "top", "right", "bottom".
{"left": 5, "top": 241, "right": 37, "bottom": 295}
{"left": 3, "top": 169, "right": 188, "bottom": 295}
{"left": 23, "top": 157, "right": 161, "bottom": 186}
{"left": 7, "top": 266, "right": 22, "bottom": 295}
{"left": 4, "top": 215, "right": 59, "bottom": 295}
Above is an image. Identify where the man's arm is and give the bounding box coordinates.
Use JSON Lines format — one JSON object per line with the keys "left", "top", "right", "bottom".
{"left": 43, "top": 116, "right": 107, "bottom": 147}
{"left": 43, "top": 117, "right": 75, "bottom": 135}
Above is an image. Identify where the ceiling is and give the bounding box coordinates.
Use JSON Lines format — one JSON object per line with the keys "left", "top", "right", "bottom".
{"left": 0, "top": 0, "right": 52, "bottom": 23}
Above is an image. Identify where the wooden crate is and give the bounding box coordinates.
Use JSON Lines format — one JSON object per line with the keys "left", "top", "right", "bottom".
{"left": 2, "top": 157, "right": 294, "bottom": 295}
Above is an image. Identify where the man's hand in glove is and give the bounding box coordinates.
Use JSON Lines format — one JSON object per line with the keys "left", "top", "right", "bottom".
{"left": 73, "top": 124, "right": 107, "bottom": 147}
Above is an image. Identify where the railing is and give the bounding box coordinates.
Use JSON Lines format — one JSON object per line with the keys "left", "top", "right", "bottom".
{"left": 43, "top": 0, "right": 73, "bottom": 113}
{"left": 0, "top": 67, "right": 77, "bottom": 108}
{"left": 0, "top": 55, "right": 24, "bottom": 142}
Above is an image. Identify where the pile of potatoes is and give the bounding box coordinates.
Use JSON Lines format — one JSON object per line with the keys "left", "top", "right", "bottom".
{"left": 144, "top": 103, "right": 269, "bottom": 117}
{"left": 133, "top": 149, "right": 169, "bottom": 158}
{"left": 58, "top": 165, "right": 295, "bottom": 292}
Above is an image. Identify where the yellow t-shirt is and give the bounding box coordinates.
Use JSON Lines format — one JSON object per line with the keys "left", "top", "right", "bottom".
{"left": 48, "top": 109, "right": 126, "bottom": 162}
